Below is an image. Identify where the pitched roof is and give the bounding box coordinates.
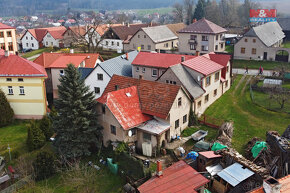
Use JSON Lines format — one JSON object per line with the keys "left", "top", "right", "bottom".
{"left": 182, "top": 55, "right": 224, "bottom": 76}
{"left": 0, "top": 50, "right": 47, "bottom": 77}
{"left": 132, "top": 52, "right": 196, "bottom": 68}
{"left": 98, "top": 51, "right": 138, "bottom": 77}
{"left": 168, "top": 64, "right": 204, "bottom": 99}
{"left": 34, "top": 53, "right": 102, "bottom": 69}
{"left": 97, "top": 75, "right": 182, "bottom": 119}
{"left": 138, "top": 160, "right": 209, "bottom": 193}
{"left": 104, "top": 86, "right": 152, "bottom": 130}
{"left": 47, "top": 27, "right": 67, "bottom": 40}
{"left": 142, "top": 25, "right": 178, "bottom": 43}
{"left": 208, "top": 54, "right": 231, "bottom": 67}
{"left": 279, "top": 175, "right": 290, "bottom": 193}
{"left": 22, "top": 26, "right": 66, "bottom": 42}
{"left": 78, "top": 67, "right": 94, "bottom": 79}
{"left": 179, "top": 18, "right": 227, "bottom": 34}
{"left": 0, "top": 22, "right": 15, "bottom": 30}
{"left": 277, "top": 18, "right": 290, "bottom": 31}
{"left": 244, "top": 22, "right": 285, "bottom": 47}
{"left": 66, "top": 26, "right": 87, "bottom": 36}
{"left": 166, "top": 23, "right": 187, "bottom": 36}
{"left": 199, "top": 151, "right": 222, "bottom": 159}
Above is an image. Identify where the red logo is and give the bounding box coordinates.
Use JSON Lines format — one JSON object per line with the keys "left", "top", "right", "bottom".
{"left": 249, "top": 9, "right": 276, "bottom": 18}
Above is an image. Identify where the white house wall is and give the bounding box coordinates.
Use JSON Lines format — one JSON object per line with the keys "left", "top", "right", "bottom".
{"left": 42, "top": 33, "right": 60, "bottom": 47}
{"left": 100, "top": 39, "right": 123, "bottom": 52}
{"left": 21, "top": 32, "right": 39, "bottom": 50}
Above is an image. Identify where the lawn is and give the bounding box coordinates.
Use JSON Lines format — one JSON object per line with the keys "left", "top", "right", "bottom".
{"left": 204, "top": 75, "right": 290, "bottom": 154}
{"left": 21, "top": 47, "right": 52, "bottom": 59}
{"left": 232, "top": 59, "right": 290, "bottom": 70}
{"left": 225, "top": 45, "right": 234, "bottom": 54}
{"left": 282, "top": 41, "right": 290, "bottom": 48}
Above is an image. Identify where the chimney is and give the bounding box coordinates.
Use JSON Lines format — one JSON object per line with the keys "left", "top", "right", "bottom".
{"left": 192, "top": 18, "right": 197, "bottom": 23}
{"left": 196, "top": 51, "right": 200, "bottom": 56}
{"left": 127, "top": 23, "right": 130, "bottom": 27}
{"left": 122, "top": 22, "right": 125, "bottom": 26}
{"left": 70, "top": 49, "right": 74, "bottom": 54}
{"left": 125, "top": 53, "right": 129, "bottom": 60}
{"left": 181, "top": 56, "right": 185, "bottom": 62}
{"left": 263, "top": 177, "right": 282, "bottom": 193}
{"left": 4, "top": 50, "right": 9, "bottom": 57}
{"left": 156, "top": 160, "right": 163, "bottom": 177}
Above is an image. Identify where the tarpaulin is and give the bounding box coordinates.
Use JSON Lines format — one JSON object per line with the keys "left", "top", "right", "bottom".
{"left": 251, "top": 141, "right": 267, "bottom": 158}
{"left": 211, "top": 142, "right": 227, "bottom": 151}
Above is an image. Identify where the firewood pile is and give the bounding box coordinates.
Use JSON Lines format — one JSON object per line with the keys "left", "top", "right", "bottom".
{"left": 216, "top": 122, "right": 234, "bottom": 147}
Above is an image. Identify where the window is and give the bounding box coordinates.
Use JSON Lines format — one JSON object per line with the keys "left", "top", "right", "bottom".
{"left": 147, "top": 45, "right": 151, "bottom": 50}
{"left": 183, "top": 115, "right": 187, "bottom": 123}
{"left": 46, "top": 41, "right": 48, "bottom": 46}
{"left": 19, "top": 86, "right": 25, "bottom": 95}
{"left": 141, "top": 44, "right": 144, "bottom": 49}
{"left": 178, "top": 97, "right": 182, "bottom": 107}
{"left": 97, "top": 73, "right": 103, "bottom": 80}
{"left": 245, "top": 38, "right": 248, "bottom": 42}
{"left": 220, "top": 34, "right": 223, "bottom": 38}
{"left": 202, "top": 36, "right": 208, "bottom": 41}
{"left": 198, "top": 101, "right": 201, "bottom": 108}
{"left": 106, "top": 41, "right": 108, "bottom": 45}
{"left": 6, "top": 78, "right": 12, "bottom": 81}
{"left": 8, "top": 42, "right": 13, "bottom": 51}
{"left": 144, "top": 35, "right": 146, "bottom": 38}
{"left": 0, "top": 32, "right": 3, "bottom": 38}
{"left": 31, "top": 37, "right": 33, "bottom": 40}
{"left": 47, "top": 34, "right": 51, "bottom": 38}
{"left": 190, "top": 35, "right": 196, "bottom": 40}
{"left": 117, "top": 42, "right": 119, "bottom": 46}
{"left": 131, "top": 129, "right": 136, "bottom": 136}
{"left": 138, "top": 35, "right": 140, "bottom": 38}
{"left": 26, "top": 43, "right": 28, "bottom": 47}
{"left": 206, "top": 76, "right": 211, "bottom": 86}
{"left": 0, "top": 43, "right": 5, "bottom": 49}
{"left": 8, "top": 86, "right": 13, "bottom": 95}
{"left": 152, "top": 69, "right": 158, "bottom": 77}
{"left": 60, "top": 70, "right": 64, "bottom": 76}
{"left": 111, "top": 41, "right": 114, "bottom": 46}
{"left": 94, "top": 87, "right": 100, "bottom": 94}
{"left": 252, "top": 48, "right": 256, "bottom": 55}
{"left": 136, "top": 67, "right": 139, "bottom": 72}
{"left": 214, "top": 89, "right": 217, "bottom": 96}
{"left": 216, "top": 35, "right": 218, "bottom": 40}
{"left": 7, "top": 31, "right": 12, "bottom": 37}
{"left": 227, "top": 66, "right": 229, "bottom": 72}
{"left": 115, "top": 85, "right": 119, "bottom": 90}
{"left": 175, "top": 119, "right": 179, "bottom": 129}
{"left": 215, "top": 72, "right": 219, "bottom": 81}
{"left": 221, "top": 43, "right": 224, "bottom": 49}
{"left": 143, "top": 132, "right": 151, "bottom": 141}
{"left": 32, "top": 43, "right": 34, "bottom": 47}
{"left": 190, "top": 44, "right": 196, "bottom": 50}
{"left": 164, "top": 43, "right": 169, "bottom": 48}
{"left": 241, "top": 47, "right": 245, "bottom": 54}
{"left": 142, "top": 67, "right": 145, "bottom": 73}
{"left": 25, "top": 36, "right": 28, "bottom": 40}
{"left": 166, "top": 80, "right": 169, "bottom": 83}
{"left": 202, "top": 45, "right": 208, "bottom": 51}
{"left": 215, "top": 45, "right": 218, "bottom": 51}
{"left": 18, "top": 78, "right": 23, "bottom": 82}
{"left": 110, "top": 125, "right": 116, "bottom": 135}
{"left": 253, "top": 39, "right": 256, "bottom": 43}
{"left": 205, "top": 94, "right": 209, "bottom": 103}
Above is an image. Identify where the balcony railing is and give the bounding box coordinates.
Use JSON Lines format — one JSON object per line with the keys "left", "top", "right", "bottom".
{"left": 188, "top": 39, "right": 197, "bottom": 44}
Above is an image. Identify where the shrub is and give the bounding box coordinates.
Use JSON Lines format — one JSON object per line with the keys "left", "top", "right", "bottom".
{"left": 33, "top": 151, "right": 56, "bottom": 181}
{"left": 0, "top": 89, "right": 14, "bottom": 126}
{"left": 39, "top": 115, "right": 53, "bottom": 141}
{"left": 27, "top": 121, "right": 46, "bottom": 151}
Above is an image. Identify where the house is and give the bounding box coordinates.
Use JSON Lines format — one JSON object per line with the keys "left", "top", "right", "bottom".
{"left": 96, "top": 75, "right": 192, "bottom": 154}
{"left": 157, "top": 53, "right": 231, "bottom": 114}
{"left": 21, "top": 26, "right": 66, "bottom": 50}
{"left": 0, "top": 23, "right": 18, "bottom": 54}
{"left": 234, "top": 22, "right": 290, "bottom": 62}
{"left": 101, "top": 23, "right": 156, "bottom": 52}
{"left": 277, "top": 18, "right": 290, "bottom": 40}
{"left": 34, "top": 52, "right": 103, "bottom": 99}
{"left": 0, "top": 50, "right": 47, "bottom": 119}
{"left": 166, "top": 23, "right": 187, "bottom": 36}
{"left": 138, "top": 160, "right": 209, "bottom": 193}
{"left": 84, "top": 51, "right": 138, "bottom": 99}
{"left": 178, "top": 18, "right": 227, "bottom": 55}
{"left": 124, "top": 25, "right": 178, "bottom": 53}
{"left": 63, "top": 26, "right": 87, "bottom": 48}
{"left": 131, "top": 52, "right": 195, "bottom": 81}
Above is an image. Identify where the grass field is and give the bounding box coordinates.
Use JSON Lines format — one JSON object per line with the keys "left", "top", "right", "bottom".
{"left": 232, "top": 59, "right": 290, "bottom": 70}
{"left": 204, "top": 75, "right": 290, "bottom": 154}
{"left": 225, "top": 45, "right": 234, "bottom": 54}
{"left": 282, "top": 41, "right": 290, "bottom": 48}
{"left": 21, "top": 48, "right": 52, "bottom": 59}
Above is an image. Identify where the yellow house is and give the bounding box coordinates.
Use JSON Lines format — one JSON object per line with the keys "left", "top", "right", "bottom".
{"left": 0, "top": 50, "right": 47, "bottom": 119}
{"left": 0, "top": 23, "right": 18, "bottom": 54}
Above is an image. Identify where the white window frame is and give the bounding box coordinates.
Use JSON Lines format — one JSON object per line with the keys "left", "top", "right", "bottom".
{"left": 8, "top": 86, "right": 13, "bottom": 95}
{"left": 136, "top": 66, "right": 139, "bottom": 72}
{"left": 19, "top": 86, "right": 25, "bottom": 95}
{"left": 152, "top": 69, "right": 158, "bottom": 77}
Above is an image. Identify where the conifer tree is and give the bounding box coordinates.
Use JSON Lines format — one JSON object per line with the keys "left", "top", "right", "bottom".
{"left": 0, "top": 89, "right": 14, "bottom": 126}
{"left": 27, "top": 120, "right": 46, "bottom": 151}
{"left": 39, "top": 115, "right": 53, "bottom": 141}
{"left": 52, "top": 64, "right": 103, "bottom": 160}
{"left": 193, "top": 0, "right": 206, "bottom": 20}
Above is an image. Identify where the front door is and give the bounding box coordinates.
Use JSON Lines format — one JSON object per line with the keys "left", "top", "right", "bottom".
{"left": 263, "top": 52, "right": 267, "bottom": 60}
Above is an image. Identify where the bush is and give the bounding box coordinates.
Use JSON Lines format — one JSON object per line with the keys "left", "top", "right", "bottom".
{"left": 0, "top": 89, "right": 14, "bottom": 126}
{"left": 33, "top": 151, "right": 56, "bottom": 181}
{"left": 26, "top": 121, "right": 46, "bottom": 151}
{"left": 39, "top": 115, "right": 53, "bottom": 141}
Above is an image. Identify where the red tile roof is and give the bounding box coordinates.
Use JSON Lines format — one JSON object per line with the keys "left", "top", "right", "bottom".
{"left": 179, "top": 18, "right": 227, "bottom": 34}
{"left": 279, "top": 175, "right": 290, "bottom": 192}
{"left": 199, "top": 151, "right": 222, "bottom": 159}
{"left": 97, "top": 75, "right": 182, "bottom": 119}
{"left": 105, "top": 86, "right": 152, "bottom": 130}
{"left": 34, "top": 52, "right": 102, "bottom": 69}
{"left": 208, "top": 54, "right": 231, "bottom": 67}
{"left": 138, "top": 160, "right": 209, "bottom": 193}
{"left": 0, "top": 50, "right": 47, "bottom": 77}
{"left": 22, "top": 26, "right": 66, "bottom": 42}
{"left": 182, "top": 55, "right": 223, "bottom": 76}
{"left": 249, "top": 187, "right": 264, "bottom": 193}
{"left": 0, "top": 23, "right": 15, "bottom": 30}
{"left": 132, "top": 52, "right": 196, "bottom": 68}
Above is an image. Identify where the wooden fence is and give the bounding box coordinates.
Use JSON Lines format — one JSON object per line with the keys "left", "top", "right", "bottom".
{"left": 198, "top": 114, "right": 224, "bottom": 129}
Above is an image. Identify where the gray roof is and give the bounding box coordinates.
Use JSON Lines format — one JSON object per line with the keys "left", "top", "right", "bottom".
{"left": 170, "top": 64, "right": 204, "bottom": 99}
{"left": 217, "top": 163, "right": 254, "bottom": 187}
{"left": 142, "top": 25, "right": 178, "bottom": 43}
{"left": 99, "top": 51, "right": 139, "bottom": 77}
{"left": 277, "top": 18, "right": 290, "bottom": 31}
{"left": 244, "top": 22, "right": 285, "bottom": 47}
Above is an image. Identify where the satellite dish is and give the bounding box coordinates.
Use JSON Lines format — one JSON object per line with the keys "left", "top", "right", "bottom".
{"left": 128, "top": 130, "right": 132, "bottom": 137}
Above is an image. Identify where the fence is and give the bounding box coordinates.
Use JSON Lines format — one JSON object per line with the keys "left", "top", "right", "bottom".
{"left": 198, "top": 114, "right": 224, "bottom": 129}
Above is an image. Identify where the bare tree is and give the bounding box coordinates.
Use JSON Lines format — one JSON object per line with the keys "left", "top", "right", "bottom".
{"left": 268, "top": 87, "right": 289, "bottom": 109}
{"left": 205, "top": 0, "right": 221, "bottom": 25}
{"left": 184, "top": 0, "right": 194, "bottom": 25}
{"left": 173, "top": 3, "right": 184, "bottom": 23}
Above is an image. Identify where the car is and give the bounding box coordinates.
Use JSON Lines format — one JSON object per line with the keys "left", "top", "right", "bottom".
{"left": 22, "top": 48, "right": 32, "bottom": 53}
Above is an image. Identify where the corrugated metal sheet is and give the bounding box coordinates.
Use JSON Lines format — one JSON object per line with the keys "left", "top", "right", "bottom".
{"left": 138, "top": 119, "right": 170, "bottom": 135}
{"left": 142, "top": 25, "right": 177, "bottom": 43}
{"left": 206, "top": 164, "right": 223, "bottom": 176}
{"left": 217, "top": 163, "right": 254, "bottom": 187}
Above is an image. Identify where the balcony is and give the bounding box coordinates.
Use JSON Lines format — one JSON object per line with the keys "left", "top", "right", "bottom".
{"left": 188, "top": 39, "right": 198, "bottom": 44}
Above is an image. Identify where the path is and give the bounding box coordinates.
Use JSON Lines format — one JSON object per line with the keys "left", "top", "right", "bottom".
{"left": 234, "top": 74, "right": 246, "bottom": 94}
{"left": 26, "top": 54, "right": 41, "bottom": 61}
{"left": 233, "top": 68, "right": 273, "bottom": 76}
{"left": 165, "top": 136, "right": 191, "bottom": 150}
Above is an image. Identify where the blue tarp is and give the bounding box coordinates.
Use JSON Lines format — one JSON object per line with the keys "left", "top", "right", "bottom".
{"left": 186, "top": 151, "right": 198, "bottom": 160}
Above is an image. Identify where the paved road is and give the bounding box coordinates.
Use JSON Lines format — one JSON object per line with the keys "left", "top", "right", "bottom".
{"left": 26, "top": 54, "right": 41, "bottom": 61}
{"left": 233, "top": 68, "right": 273, "bottom": 76}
